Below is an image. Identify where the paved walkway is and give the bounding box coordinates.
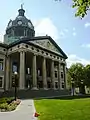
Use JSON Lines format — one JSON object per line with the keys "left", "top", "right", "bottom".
{"left": 0, "top": 99, "right": 37, "bottom": 120}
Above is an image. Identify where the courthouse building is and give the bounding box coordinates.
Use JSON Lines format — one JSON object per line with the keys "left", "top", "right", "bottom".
{"left": 0, "top": 6, "right": 68, "bottom": 91}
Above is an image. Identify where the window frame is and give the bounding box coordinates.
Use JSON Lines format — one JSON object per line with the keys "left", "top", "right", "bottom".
{"left": 0, "top": 59, "right": 4, "bottom": 71}
{"left": 0, "top": 76, "right": 4, "bottom": 88}
{"left": 55, "top": 71, "right": 58, "bottom": 78}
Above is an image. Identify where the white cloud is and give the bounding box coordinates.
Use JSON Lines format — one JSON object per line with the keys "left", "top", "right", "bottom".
{"left": 66, "top": 54, "right": 90, "bottom": 68}
{"left": 72, "top": 32, "right": 76, "bottom": 36}
{"left": 59, "top": 31, "right": 65, "bottom": 38}
{"left": 73, "top": 27, "right": 76, "bottom": 31}
{"left": 85, "top": 22, "right": 90, "bottom": 28}
{"left": 34, "top": 18, "right": 59, "bottom": 40}
{"left": 64, "top": 28, "right": 69, "bottom": 33}
{"left": 81, "top": 44, "right": 90, "bottom": 48}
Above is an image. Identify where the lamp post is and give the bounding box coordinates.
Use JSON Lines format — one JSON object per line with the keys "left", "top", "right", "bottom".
{"left": 80, "top": 79, "right": 84, "bottom": 94}
{"left": 71, "top": 78, "right": 74, "bottom": 96}
{"left": 14, "top": 71, "right": 17, "bottom": 101}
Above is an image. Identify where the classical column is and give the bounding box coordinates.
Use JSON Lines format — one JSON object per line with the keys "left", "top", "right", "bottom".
{"left": 51, "top": 60, "right": 55, "bottom": 89}
{"left": 42, "top": 57, "right": 47, "bottom": 89}
{"left": 32, "top": 54, "right": 37, "bottom": 90}
{"left": 5, "top": 56, "right": 10, "bottom": 90}
{"left": 19, "top": 51, "right": 25, "bottom": 89}
{"left": 58, "top": 62, "right": 61, "bottom": 90}
{"left": 64, "top": 64, "right": 67, "bottom": 89}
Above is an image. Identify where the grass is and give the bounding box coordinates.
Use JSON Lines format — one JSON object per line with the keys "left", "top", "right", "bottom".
{"left": 34, "top": 98, "right": 90, "bottom": 120}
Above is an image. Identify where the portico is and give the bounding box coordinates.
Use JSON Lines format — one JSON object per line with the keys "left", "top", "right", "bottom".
{"left": 5, "top": 45, "right": 66, "bottom": 90}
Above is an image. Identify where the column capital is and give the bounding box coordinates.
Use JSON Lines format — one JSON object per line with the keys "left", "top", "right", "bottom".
{"left": 33, "top": 53, "right": 37, "bottom": 56}
{"left": 18, "top": 49, "right": 26, "bottom": 53}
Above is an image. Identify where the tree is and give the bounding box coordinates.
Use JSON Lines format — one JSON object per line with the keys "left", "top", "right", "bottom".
{"left": 55, "top": 0, "right": 90, "bottom": 19}
{"left": 68, "top": 63, "right": 84, "bottom": 87}
{"left": 68, "top": 63, "right": 85, "bottom": 94}
{"left": 84, "top": 65, "right": 90, "bottom": 87}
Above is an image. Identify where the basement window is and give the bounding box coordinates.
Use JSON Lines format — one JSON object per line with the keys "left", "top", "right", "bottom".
{"left": 0, "top": 77, "right": 3, "bottom": 88}
{"left": 62, "top": 83, "right": 64, "bottom": 88}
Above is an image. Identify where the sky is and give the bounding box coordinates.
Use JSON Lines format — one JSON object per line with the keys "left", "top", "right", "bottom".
{"left": 0, "top": 0, "right": 90, "bottom": 68}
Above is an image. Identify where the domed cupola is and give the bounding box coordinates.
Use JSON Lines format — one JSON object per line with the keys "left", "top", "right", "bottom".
{"left": 4, "top": 5, "right": 35, "bottom": 44}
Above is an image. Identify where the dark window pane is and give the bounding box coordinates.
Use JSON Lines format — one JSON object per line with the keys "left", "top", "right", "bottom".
{"left": 55, "top": 71, "right": 57, "bottom": 78}
{"left": 61, "top": 72, "right": 63, "bottom": 78}
{"left": 0, "top": 77, "right": 2, "bottom": 87}
{"left": 62, "top": 83, "right": 64, "bottom": 88}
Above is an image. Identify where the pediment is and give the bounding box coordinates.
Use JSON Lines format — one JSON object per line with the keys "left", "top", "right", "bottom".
{"left": 30, "top": 39, "right": 63, "bottom": 57}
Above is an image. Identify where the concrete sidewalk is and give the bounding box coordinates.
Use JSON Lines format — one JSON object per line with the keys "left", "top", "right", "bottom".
{"left": 0, "top": 99, "right": 37, "bottom": 120}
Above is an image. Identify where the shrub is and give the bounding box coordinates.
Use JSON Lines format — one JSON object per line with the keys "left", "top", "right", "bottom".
{"left": 0, "top": 97, "right": 14, "bottom": 104}
{"left": 0, "top": 98, "right": 7, "bottom": 104}
{"left": 0, "top": 98, "right": 20, "bottom": 112}
{"left": 0, "top": 103, "right": 8, "bottom": 110}
{"left": 7, "top": 103, "right": 17, "bottom": 111}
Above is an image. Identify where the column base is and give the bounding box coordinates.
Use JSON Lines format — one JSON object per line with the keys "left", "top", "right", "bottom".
{"left": 43, "top": 87, "right": 48, "bottom": 90}
{"left": 52, "top": 87, "right": 56, "bottom": 90}
{"left": 31, "top": 87, "right": 38, "bottom": 90}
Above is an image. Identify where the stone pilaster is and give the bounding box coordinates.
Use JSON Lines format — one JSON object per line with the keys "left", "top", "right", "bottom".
{"left": 51, "top": 60, "right": 55, "bottom": 89}
{"left": 64, "top": 64, "right": 67, "bottom": 89}
{"left": 42, "top": 57, "right": 47, "bottom": 89}
{"left": 58, "top": 62, "right": 61, "bottom": 90}
{"left": 32, "top": 54, "right": 37, "bottom": 90}
{"left": 19, "top": 51, "right": 25, "bottom": 89}
{"left": 5, "top": 56, "right": 10, "bottom": 90}
{"left": 9, "top": 58, "right": 12, "bottom": 89}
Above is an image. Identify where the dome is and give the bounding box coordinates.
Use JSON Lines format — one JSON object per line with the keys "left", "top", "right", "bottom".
{"left": 5, "top": 5, "right": 35, "bottom": 38}
{"left": 6, "top": 8, "right": 34, "bottom": 30}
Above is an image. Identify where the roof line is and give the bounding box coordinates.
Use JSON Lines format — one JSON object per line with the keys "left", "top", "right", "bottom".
{"left": 4, "top": 36, "right": 68, "bottom": 59}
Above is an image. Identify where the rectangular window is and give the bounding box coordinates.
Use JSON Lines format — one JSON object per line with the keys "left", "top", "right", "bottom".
{"left": 55, "top": 82, "right": 58, "bottom": 88}
{"left": 61, "top": 72, "right": 63, "bottom": 78}
{"left": 62, "top": 83, "right": 64, "bottom": 88}
{"left": 0, "top": 59, "right": 3, "bottom": 70}
{"left": 55, "top": 71, "right": 57, "bottom": 78}
{"left": 0, "top": 77, "right": 3, "bottom": 88}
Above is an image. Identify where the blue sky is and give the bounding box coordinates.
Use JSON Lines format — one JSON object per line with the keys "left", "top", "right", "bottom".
{"left": 0, "top": 0, "right": 90, "bottom": 67}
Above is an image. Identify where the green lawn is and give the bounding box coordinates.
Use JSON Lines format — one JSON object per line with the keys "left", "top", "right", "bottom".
{"left": 34, "top": 98, "right": 90, "bottom": 120}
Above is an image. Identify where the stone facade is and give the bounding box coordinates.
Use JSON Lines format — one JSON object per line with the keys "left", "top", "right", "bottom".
{"left": 0, "top": 41, "right": 67, "bottom": 91}
{"left": 0, "top": 6, "right": 68, "bottom": 91}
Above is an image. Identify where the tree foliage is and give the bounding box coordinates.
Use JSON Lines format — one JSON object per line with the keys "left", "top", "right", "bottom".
{"left": 72, "top": 0, "right": 90, "bottom": 18}
{"left": 67, "top": 63, "right": 90, "bottom": 94}
{"left": 68, "top": 63, "right": 84, "bottom": 87}
{"left": 55, "top": 0, "right": 90, "bottom": 18}
{"left": 84, "top": 65, "right": 90, "bottom": 86}
{"left": 67, "top": 63, "right": 90, "bottom": 88}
